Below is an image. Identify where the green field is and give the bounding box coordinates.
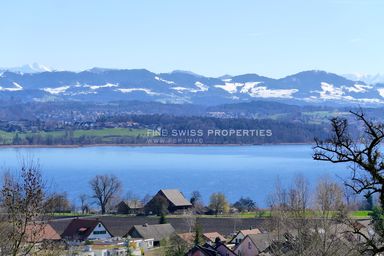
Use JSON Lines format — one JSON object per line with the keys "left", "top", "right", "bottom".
{"left": 0, "top": 128, "right": 158, "bottom": 145}
{"left": 351, "top": 210, "right": 372, "bottom": 218}
{"left": 0, "top": 130, "right": 15, "bottom": 142}
{"left": 165, "top": 210, "right": 372, "bottom": 219}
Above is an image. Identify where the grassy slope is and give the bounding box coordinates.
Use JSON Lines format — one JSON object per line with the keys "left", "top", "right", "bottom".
{"left": 0, "top": 128, "right": 156, "bottom": 144}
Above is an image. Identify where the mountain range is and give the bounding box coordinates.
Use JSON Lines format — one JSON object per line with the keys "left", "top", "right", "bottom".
{"left": 1, "top": 65, "right": 384, "bottom": 106}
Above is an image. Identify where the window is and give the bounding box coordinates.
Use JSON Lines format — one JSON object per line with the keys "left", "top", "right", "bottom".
{"left": 93, "top": 230, "right": 107, "bottom": 235}
{"left": 248, "top": 241, "right": 252, "bottom": 249}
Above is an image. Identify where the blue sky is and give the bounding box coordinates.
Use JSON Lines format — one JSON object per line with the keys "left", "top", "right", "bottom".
{"left": 1, "top": 0, "right": 383, "bottom": 77}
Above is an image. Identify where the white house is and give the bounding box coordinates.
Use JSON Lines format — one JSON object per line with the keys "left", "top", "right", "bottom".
{"left": 62, "top": 218, "right": 112, "bottom": 242}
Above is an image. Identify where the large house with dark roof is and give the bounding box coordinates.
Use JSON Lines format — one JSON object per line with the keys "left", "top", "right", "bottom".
{"left": 144, "top": 189, "right": 192, "bottom": 214}
{"left": 61, "top": 218, "right": 112, "bottom": 242}
{"left": 125, "top": 223, "right": 175, "bottom": 246}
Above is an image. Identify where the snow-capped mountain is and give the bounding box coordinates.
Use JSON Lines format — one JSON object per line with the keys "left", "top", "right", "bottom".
{"left": 343, "top": 73, "right": 384, "bottom": 85}
{"left": 0, "top": 63, "right": 52, "bottom": 74}
{"left": 1, "top": 68, "right": 384, "bottom": 106}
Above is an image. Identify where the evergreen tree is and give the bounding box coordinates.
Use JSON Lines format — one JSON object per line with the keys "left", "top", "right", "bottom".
{"left": 193, "top": 219, "right": 203, "bottom": 245}
{"left": 159, "top": 212, "right": 167, "bottom": 224}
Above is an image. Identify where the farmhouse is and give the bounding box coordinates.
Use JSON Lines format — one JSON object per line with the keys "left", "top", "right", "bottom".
{"left": 61, "top": 218, "right": 112, "bottom": 242}
{"left": 145, "top": 189, "right": 192, "bottom": 214}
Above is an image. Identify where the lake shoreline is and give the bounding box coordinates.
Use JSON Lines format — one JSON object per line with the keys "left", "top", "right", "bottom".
{"left": 0, "top": 144, "right": 337, "bottom": 208}
{"left": 0, "top": 142, "right": 313, "bottom": 149}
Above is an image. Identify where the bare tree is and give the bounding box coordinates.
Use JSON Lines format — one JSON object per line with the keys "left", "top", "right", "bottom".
{"left": 142, "top": 194, "right": 152, "bottom": 205}
{"left": 267, "top": 176, "right": 309, "bottom": 233}
{"left": 124, "top": 190, "right": 142, "bottom": 210}
{"left": 343, "top": 185, "right": 359, "bottom": 211}
{"left": 313, "top": 111, "right": 384, "bottom": 254}
{"left": 311, "top": 177, "right": 359, "bottom": 256}
{"left": 267, "top": 175, "right": 360, "bottom": 256}
{"left": 288, "top": 175, "right": 309, "bottom": 217}
{"left": 316, "top": 177, "right": 345, "bottom": 217}
{"left": 0, "top": 159, "right": 50, "bottom": 256}
{"left": 182, "top": 212, "right": 196, "bottom": 233}
{"left": 79, "top": 194, "right": 89, "bottom": 214}
{"left": 190, "top": 190, "right": 202, "bottom": 206}
{"left": 89, "top": 174, "right": 122, "bottom": 214}
{"left": 190, "top": 190, "right": 204, "bottom": 214}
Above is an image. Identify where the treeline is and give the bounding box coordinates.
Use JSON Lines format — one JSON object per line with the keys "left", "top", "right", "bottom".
{"left": 0, "top": 114, "right": 331, "bottom": 145}
{"left": 100, "top": 114, "right": 330, "bottom": 144}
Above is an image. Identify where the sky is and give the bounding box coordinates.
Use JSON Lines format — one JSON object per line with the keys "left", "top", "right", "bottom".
{"left": 0, "top": 0, "right": 383, "bottom": 78}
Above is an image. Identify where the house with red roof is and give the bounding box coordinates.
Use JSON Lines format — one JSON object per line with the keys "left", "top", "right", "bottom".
{"left": 25, "top": 223, "right": 61, "bottom": 243}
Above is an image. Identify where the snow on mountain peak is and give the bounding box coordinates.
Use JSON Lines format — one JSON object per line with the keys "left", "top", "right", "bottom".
{"left": 343, "top": 73, "right": 384, "bottom": 84}
{"left": 1, "top": 63, "right": 52, "bottom": 74}
{"left": 0, "top": 82, "right": 23, "bottom": 91}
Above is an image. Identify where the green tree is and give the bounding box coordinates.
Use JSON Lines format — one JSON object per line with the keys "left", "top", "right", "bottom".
{"left": 159, "top": 212, "right": 167, "bottom": 224}
{"left": 233, "top": 197, "right": 257, "bottom": 212}
{"left": 12, "top": 133, "right": 21, "bottom": 145}
{"left": 193, "top": 219, "right": 203, "bottom": 246}
{"left": 209, "top": 192, "right": 229, "bottom": 216}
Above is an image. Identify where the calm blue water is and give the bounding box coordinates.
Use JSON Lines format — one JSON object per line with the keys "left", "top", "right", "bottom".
{"left": 0, "top": 145, "right": 350, "bottom": 207}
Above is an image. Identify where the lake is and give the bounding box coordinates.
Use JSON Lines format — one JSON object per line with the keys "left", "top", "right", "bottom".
{"left": 0, "top": 145, "right": 350, "bottom": 207}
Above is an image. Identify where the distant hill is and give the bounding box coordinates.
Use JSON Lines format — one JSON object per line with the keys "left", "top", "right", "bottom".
{"left": 1, "top": 67, "right": 384, "bottom": 106}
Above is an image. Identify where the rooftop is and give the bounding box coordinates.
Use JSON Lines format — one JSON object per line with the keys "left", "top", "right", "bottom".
{"left": 127, "top": 223, "right": 175, "bottom": 241}
{"left": 160, "top": 189, "right": 192, "bottom": 207}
